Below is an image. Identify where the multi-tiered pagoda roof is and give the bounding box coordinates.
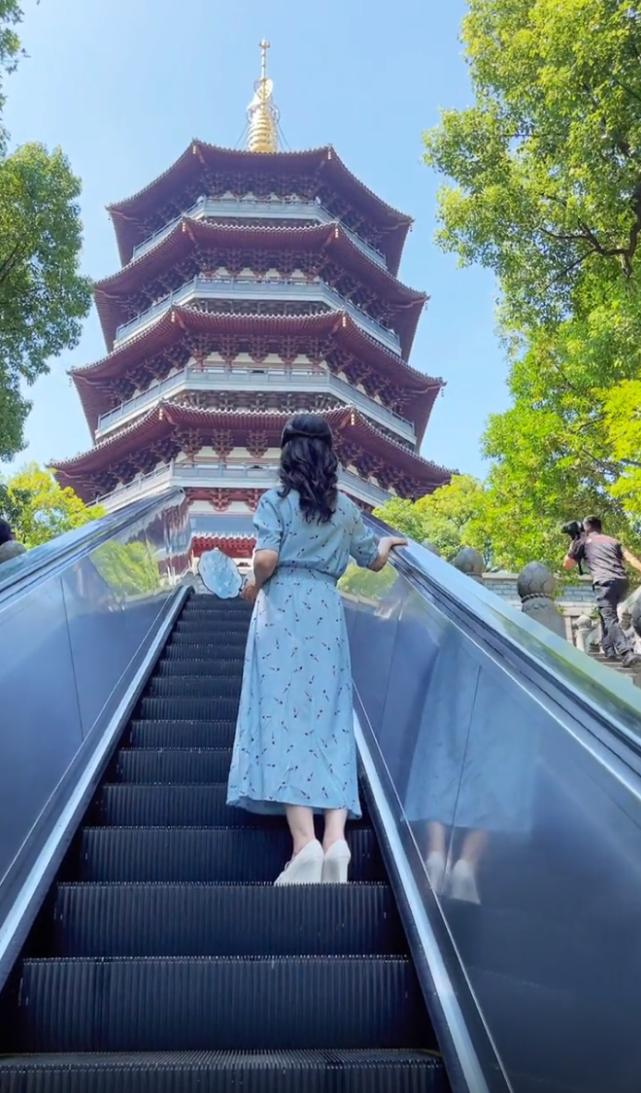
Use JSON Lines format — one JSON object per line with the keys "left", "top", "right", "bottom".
{"left": 53, "top": 45, "right": 450, "bottom": 524}
{"left": 107, "top": 142, "right": 412, "bottom": 273}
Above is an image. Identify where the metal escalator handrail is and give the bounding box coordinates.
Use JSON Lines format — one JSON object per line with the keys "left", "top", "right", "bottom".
{"left": 0, "top": 488, "right": 185, "bottom": 603}
{"left": 363, "top": 513, "right": 641, "bottom": 765}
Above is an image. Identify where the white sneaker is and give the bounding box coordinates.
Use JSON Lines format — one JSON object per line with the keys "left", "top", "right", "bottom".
{"left": 448, "top": 859, "right": 480, "bottom": 904}
{"left": 425, "top": 851, "right": 446, "bottom": 894}
{"left": 274, "top": 839, "right": 324, "bottom": 885}
{"left": 321, "top": 839, "right": 351, "bottom": 883}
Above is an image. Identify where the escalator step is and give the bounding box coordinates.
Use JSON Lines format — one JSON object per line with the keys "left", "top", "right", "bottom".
{"left": 116, "top": 749, "right": 233, "bottom": 784}
{"left": 181, "top": 608, "right": 251, "bottom": 616}
{"left": 53, "top": 883, "right": 405, "bottom": 957}
{"left": 130, "top": 721, "right": 236, "bottom": 749}
{"left": 94, "top": 786, "right": 368, "bottom": 829}
{"left": 95, "top": 785, "right": 260, "bottom": 828}
{"left": 185, "top": 597, "right": 252, "bottom": 608}
{"left": 164, "top": 645, "right": 248, "bottom": 661}
{"left": 17, "top": 956, "right": 428, "bottom": 1051}
{"left": 156, "top": 660, "right": 244, "bottom": 677}
{"left": 180, "top": 608, "right": 252, "bottom": 619}
{"left": 168, "top": 629, "right": 248, "bottom": 640}
{"left": 175, "top": 621, "right": 250, "bottom": 635}
{"left": 178, "top": 614, "right": 250, "bottom": 624}
{"left": 0, "top": 1048, "right": 448, "bottom": 1092}
{"left": 139, "top": 697, "right": 240, "bottom": 720}
{"left": 78, "top": 828, "right": 384, "bottom": 883}
{"left": 147, "top": 678, "right": 242, "bottom": 699}
{"left": 171, "top": 633, "right": 249, "bottom": 645}
{"left": 176, "top": 624, "right": 247, "bottom": 633}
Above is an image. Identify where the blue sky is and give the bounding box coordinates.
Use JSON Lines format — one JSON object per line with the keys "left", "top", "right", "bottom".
{"left": 4, "top": 0, "right": 508, "bottom": 479}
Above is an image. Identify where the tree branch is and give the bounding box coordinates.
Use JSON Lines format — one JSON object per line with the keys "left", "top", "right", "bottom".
{"left": 0, "top": 241, "right": 23, "bottom": 285}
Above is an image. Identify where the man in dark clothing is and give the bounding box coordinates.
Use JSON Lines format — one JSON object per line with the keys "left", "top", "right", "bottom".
{"left": 563, "top": 516, "right": 641, "bottom": 665}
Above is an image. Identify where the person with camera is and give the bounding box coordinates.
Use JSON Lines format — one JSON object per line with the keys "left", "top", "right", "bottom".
{"left": 563, "top": 516, "right": 641, "bottom": 666}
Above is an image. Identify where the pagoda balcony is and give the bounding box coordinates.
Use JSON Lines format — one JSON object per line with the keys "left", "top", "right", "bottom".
{"left": 113, "top": 277, "right": 401, "bottom": 355}
{"left": 97, "top": 461, "right": 390, "bottom": 513}
{"left": 131, "top": 196, "right": 387, "bottom": 269}
{"left": 95, "top": 364, "right": 416, "bottom": 445}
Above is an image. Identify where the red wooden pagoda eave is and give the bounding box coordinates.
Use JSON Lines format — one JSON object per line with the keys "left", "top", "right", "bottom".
{"left": 71, "top": 307, "right": 443, "bottom": 442}
{"left": 93, "top": 218, "right": 426, "bottom": 355}
{"left": 51, "top": 402, "right": 451, "bottom": 498}
{"left": 106, "top": 141, "right": 412, "bottom": 274}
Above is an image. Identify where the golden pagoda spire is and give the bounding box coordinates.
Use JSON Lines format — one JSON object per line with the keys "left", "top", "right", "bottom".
{"left": 247, "top": 39, "right": 279, "bottom": 154}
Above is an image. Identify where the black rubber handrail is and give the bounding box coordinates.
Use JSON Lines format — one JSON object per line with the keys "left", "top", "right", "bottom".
{"left": 0, "top": 487, "right": 185, "bottom": 603}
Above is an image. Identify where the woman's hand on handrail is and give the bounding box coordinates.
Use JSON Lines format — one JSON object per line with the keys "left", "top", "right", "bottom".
{"left": 370, "top": 536, "right": 407, "bottom": 572}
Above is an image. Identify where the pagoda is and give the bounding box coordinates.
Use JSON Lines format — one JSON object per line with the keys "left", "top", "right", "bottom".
{"left": 53, "top": 42, "right": 449, "bottom": 553}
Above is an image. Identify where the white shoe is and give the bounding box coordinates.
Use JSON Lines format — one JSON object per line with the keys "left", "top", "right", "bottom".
{"left": 425, "top": 850, "right": 446, "bottom": 894}
{"left": 321, "top": 839, "right": 351, "bottom": 883}
{"left": 447, "top": 859, "right": 480, "bottom": 904}
{"left": 274, "top": 839, "right": 324, "bottom": 885}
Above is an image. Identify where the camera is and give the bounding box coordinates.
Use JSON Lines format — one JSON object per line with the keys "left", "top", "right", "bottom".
{"left": 561, "top": 520, "right": 584, "bottom": 540}
{"left": 561, "top": 519, "right": 585, "bottom": 574}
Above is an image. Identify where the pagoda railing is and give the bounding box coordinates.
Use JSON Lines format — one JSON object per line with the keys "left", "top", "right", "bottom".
{"left": 131, "top": 195, "right": 387, "bottom": 269}
{"left": 96, "top": 364, "right": 416, "bottom": 444}
{"left": 113, "top": 277, "right": 401, "bottom": 355}
{"left": 97, "top": 462, "right": 390, "bottom": 512}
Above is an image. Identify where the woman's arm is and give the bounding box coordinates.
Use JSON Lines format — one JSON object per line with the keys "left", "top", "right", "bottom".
{"left": 242, "top": 548, "right": 279, "bottom": 603}
{"left": 254, "top": 548, "right": 279, "bottom": 588}
{"left": 369, "top": 536, "right": 407, "bottom": 572}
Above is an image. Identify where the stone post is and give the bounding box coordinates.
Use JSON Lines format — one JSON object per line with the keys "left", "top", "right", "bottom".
{"left": 517, "top": 562, "right": 566, "bottom": 638}
{"left": 421, "top": 540, "right": 440, "bottom": 556}
{"left": 452, "top": 547, "right": 485, "bottom": 584}
{"left": 574, "top": 614, "right": 595, "bottom": 653}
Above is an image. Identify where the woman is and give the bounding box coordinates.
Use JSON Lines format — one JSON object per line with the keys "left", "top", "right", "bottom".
{"left": 226, "top": 414, "right": 405, "bottom": 884}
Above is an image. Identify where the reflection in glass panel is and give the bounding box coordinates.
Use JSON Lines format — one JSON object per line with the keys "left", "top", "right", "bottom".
{"left": 0, "top": 491, "right": 190, "bottom": 932}
{"left": 344, "top": 555, "right": 641, "bottom": 1092}
{"left": 0, "top": 580, "right": 83, "bottom": 889}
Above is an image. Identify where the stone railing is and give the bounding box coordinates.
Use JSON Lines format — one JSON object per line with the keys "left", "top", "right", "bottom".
{"left": 444, "top": 545, "right": 641, "bottom": 663}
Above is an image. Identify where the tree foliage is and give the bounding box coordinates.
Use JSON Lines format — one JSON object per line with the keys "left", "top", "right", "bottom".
{"left": 0, "top": 463, "right": 103, "bottom": 547}
{"left": 374, "top": 475, "right": 492, "bottom": 563}
{"left": 0, "top": 4, "right": 91, "bottom": 460}
{"left": 0, "top": 1, "right": 22, "bottom": 148}
{"left": 425, "top": 0, "right": 641, "bottom": 566}
{"left": 92, "top": 541, "right": 161, "bottom": 598}
{"left": 338, "top": 562, "right": 398, "bottom": 599}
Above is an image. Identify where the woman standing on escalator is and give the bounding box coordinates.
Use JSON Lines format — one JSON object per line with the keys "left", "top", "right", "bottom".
{"left": 226, "top": 414, "right": 405, "bottom": 884}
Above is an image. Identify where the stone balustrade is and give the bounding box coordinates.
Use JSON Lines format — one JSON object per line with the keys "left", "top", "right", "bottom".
{"left": 432, "top": 543, "right": 594, "bottom": 645}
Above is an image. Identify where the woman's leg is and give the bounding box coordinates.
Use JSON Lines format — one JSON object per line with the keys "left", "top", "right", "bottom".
{"left": 321, "top": 808, "right": 350, "bottom": 883}
{"left": 323, "top": 808, "right": 347, "bottom": 852}
{"left": 425, "top": 821, "right": 447, "bottom": 858}
{"left": 458, "top": 829, "right": 487, "bottom": 866}
{"left": 275, "top": 805, "right": 323, "bottom": 885}
{"left": 285, "top": 805, "right": 316, "bottom": 857}
{"left": 449, "top": 829, "right": 487, "bottom": 904}
{"left": 425, "top": 821, "right": 448, "bottom": 893}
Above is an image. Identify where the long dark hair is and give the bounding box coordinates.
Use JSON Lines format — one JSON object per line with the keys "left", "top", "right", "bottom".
{"left": 279, "top": 414, "right": 338, "bottom": 523}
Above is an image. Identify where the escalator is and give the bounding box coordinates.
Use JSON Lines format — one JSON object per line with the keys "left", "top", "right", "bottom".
{"left": 3, "top": 491, "right": 641, "bottom": 1092}
{"left": 0, "top": 592, "right": 447, "bottom": 1090}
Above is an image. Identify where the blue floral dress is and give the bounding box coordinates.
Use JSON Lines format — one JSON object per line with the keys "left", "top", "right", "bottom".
{"left": 227, "top": 488, "right": 378, "bottom": 818}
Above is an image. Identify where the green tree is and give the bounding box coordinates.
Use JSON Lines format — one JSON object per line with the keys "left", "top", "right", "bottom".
{"left": 602, "top": 378, "right": 641, "bottom": 516}
{"left": 0, "top": 463, "right": 103, "bottom": 547}
{"left": 425, "top": 0, "right": 641, "bottom": 564}
{"left": 0, "top": 4, "right": 91, "bottom": 460}
{"left": 374, "top": 475, "right": 491, "bottom": 562}
{"left": 0, "top": 2, "right": 22, "bottom": 143}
